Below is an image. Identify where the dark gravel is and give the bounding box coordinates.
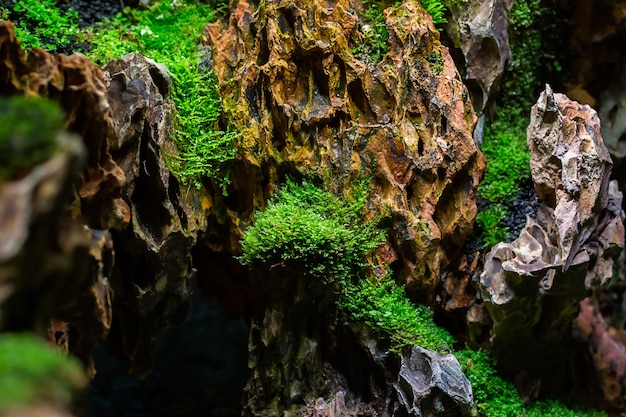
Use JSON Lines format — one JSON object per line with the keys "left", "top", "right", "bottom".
{"left": 465, "top": 179, "right": 542, "bottom": 254}
{"left": 57, "top": 0, "right": 124, "bottom": 27}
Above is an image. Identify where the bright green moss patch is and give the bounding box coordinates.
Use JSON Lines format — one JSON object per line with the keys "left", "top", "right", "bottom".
{"left": 0, "top": 96, "right": 65, "bottom": 180}
{"left": 240, "top": 178, "right": 385, "bottom": 281}
{"left": 86, "top": 1, "right": 238, "bottom": 191}
{"left": 0, "top": 333, "right": 86, "bottom": 412}
{"left": 1, "top": 0, "right": 80, "bottom": 53}
{"left": 475, "top": 204, "right": 509, "bottom": 247}
{"left": 341, "top": 278, "right": 455, "bottom": 351}
{"left": 457, "top": 349, "right": 607, "bottom": 417}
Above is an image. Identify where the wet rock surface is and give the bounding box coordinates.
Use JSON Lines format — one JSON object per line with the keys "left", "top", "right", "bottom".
{"left": 479, "top": 86, "right": 625, "bottom": 393}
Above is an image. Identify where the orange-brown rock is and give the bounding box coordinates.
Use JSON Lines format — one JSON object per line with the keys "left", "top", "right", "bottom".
{"left": 0, "top": 21, "right": 125, "bottom": 230}
{"left": 206, "top": 0, "right": 485, "bottom": 295}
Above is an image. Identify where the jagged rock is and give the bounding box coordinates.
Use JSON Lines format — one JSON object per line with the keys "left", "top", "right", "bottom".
{"left": 443, "top": 0, "right": 512, "bottom": 114}
{"left": 573, "top": 298, "right": 626, "bottom": 409}
{"left": 206, "top": 0, "right": 485, "bottom": 295}
{"left": 101, "top": 52, "right": 207, "bottom": 377}
{"left": 396, "top": 346, "right": 474, "bottom": 416}
{"left": 0, "top": 21, "right": 126, "bottom": 230}
{"left": 479, "top": 86, "right": 625, "bottom": 388}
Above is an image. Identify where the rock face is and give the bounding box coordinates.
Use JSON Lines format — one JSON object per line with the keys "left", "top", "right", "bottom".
{"left": 0, "top": 22, "right": 206, "bottom": 378}
{"left": 206, "top": 0, "right": 485, "bottom": 295}
{"left": 479, "top": 86, "right": 625, "bottom": 390}
{"left": 444, "top": 0, "right": 512, "bottom": 115}
{"left": 573, "top": 298, "right": 626, "bottom": 410}
{"left": 206, "top": 0, "right": 483, "bottom": 415}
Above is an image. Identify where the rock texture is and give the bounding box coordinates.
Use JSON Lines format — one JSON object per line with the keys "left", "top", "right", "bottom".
{"left": 0, "top": 22, "right": 206, "bottom": 378}
{"left": 99, "top": 52, "right": 207, "bottom": 377}
{"left": 205, "top": 0, "right": 484, "bottom": 414}
{"left": 206, "top": 0, "right": 485, "bottom": 296}
{"left": 443, "top": 0, "right": 512, "bottom": 115}
{"left": 479, "top": 86, "right": 625, "bottom": 390}
{"left": 573, "top": 297, "right": 626, "bottom": 410}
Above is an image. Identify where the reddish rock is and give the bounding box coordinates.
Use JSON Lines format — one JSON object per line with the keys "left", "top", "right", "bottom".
{"left": 206, "top": 0, "right": 485, "bottom": 296}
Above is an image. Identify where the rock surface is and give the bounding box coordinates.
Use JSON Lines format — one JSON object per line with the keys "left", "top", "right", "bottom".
{"left": 443, "top": 0, "right": 512, "bottom": 115}
{"left": 206, "top": 0, "right": 485, "bottom": 296}
{"left": 479, "top": 86, "right": 625, "bottom": 390}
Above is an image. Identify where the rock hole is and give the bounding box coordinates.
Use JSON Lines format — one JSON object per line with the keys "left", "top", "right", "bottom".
{"left": 148, "top": 66, "right": 170, "bottom": 97}
{"left": 278, "top": 7, "right": 296, "bottom": 34}
{"left": 257, "top": 29, "right": 270, "bottom": 66}
{"left": 440, "top": 116, "right": 448, "bottom": 138}
{"left": 347, "top": 79, "right": 375, "bottom": 122}
{"left": 131, "top": 130, "right": 171, "bottom": 246}
{"left": 167, "top": 173, "right": 188, "bottom": 230}
{"left": 418, "top": 138, "right": 424, "bottom": 155}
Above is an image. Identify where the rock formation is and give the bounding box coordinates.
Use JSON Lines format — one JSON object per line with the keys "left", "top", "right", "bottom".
{"left": 479, "top": 85, "right": 625, "bottom": 392}
{"left": 206, "top": 0, "right": 485, "bottom": 296}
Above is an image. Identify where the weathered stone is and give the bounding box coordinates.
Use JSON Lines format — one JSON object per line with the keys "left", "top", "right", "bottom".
{"left": 101, "top": 52, "right": 208, "bottom": 377}
{"left": 444, "top": 0, "right": 512, "bottom": 114}
{"left": 206, "top": 0, "right": 485, "bottom": 296}
{"left": 0, "top": 21, "right": 126, "bottom": 230}
{"left": 479, "top": 86, "right": 625, "bottom": 387}
{"left": 396, "top": 346, "right": 474, "bottom": 416}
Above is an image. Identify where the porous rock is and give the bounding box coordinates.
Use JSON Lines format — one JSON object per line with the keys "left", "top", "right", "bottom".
{"left": 101, "top": 52, "right": 207, "bottom": 377}
{"left": 206, "top": 0, "right": 485, "bottom": 295}
{"left": 444, "top": 0, "right": 512, "bottom": 114}
{"left": 479, "top": 86, "right": 625, "bottom": 387}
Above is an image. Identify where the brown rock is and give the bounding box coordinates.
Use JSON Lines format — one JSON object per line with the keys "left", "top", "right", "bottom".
{"left": 101, "top": 52, "right": 208, "bottom": 377}
{"left": 0, "top": 21, "right": 126, "bottom": 230}
{"left": 573, "top": 298, "right": 626, "bottom": 409}
{"left": 479, "top": 86, "right": 625, "bottom": 388}
{"left": 206, "top": 0, "right": 485, "bottom": 295}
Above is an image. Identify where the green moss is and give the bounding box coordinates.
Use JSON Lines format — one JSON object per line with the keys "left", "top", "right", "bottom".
{"left": 457, "top": 349, "right": 607, "bottom": 417}
{"left": 240, "top": 178, "right": 385, "bottom": 281}
{"left": 4, "top": 0, "right": 238, "bottom": 192}
{"left": 86, "top": 1, "right": 238, "bottom": 192}
{"left": 341, "top": 278, "right": 455, "bottom": 351}
{"left": 475, "top": 204, "right": 509, "bottom": 247}
{"left": 0, "top": 96, "right": 65, "bottom": 180}
{"left": 0, "top": 333, "right": 86, "bottom": 412}
{"left": 2, "top": 0, "right": 80, "bottom": 53}
{"left": 352, "top": 0, "right": 391, "bottom": 65}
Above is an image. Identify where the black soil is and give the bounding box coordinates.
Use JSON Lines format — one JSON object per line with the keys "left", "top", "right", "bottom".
{"left": 465, "top": 179, "right": 542, "bottom": 254}
{"left": 57, "top": 0, "right": 123, "bottom": 26}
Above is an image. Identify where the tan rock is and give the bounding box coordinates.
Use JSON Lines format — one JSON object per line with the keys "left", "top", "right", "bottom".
{"left": 206, "top": 0, "right": 485, "bottom": 295}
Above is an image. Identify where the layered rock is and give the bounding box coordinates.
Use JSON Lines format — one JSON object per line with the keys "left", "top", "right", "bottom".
{"left": 206, "top": 0, "right": 485, "bottom": 295}
{"left": 479, "top": 86, "right": 625, "bottom": 390}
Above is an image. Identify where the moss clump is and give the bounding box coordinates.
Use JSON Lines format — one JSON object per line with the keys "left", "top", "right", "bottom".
{"left": 352, "top": 0, "right": 390, "bottom": 65}
{"left": 85, "top": 1, "right": 238, "bottom": 192}
{"left": 0, "top": 96, "right": 65, "bottom": 180}
{"left": 0, "top": 333, "right": 86, "bottom": 413}
{"left": 240, "top": 178, "right": 385, "bottom": 281}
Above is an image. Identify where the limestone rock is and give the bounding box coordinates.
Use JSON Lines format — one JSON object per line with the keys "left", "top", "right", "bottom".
{"left": 444, "top": 0, "right": 512, "bottom": 114}
{"left": 206, "top": 0, "right": 485, "bottom": 295}
{"left": 479, "top": 86, "right": 625, "bottom": 386}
